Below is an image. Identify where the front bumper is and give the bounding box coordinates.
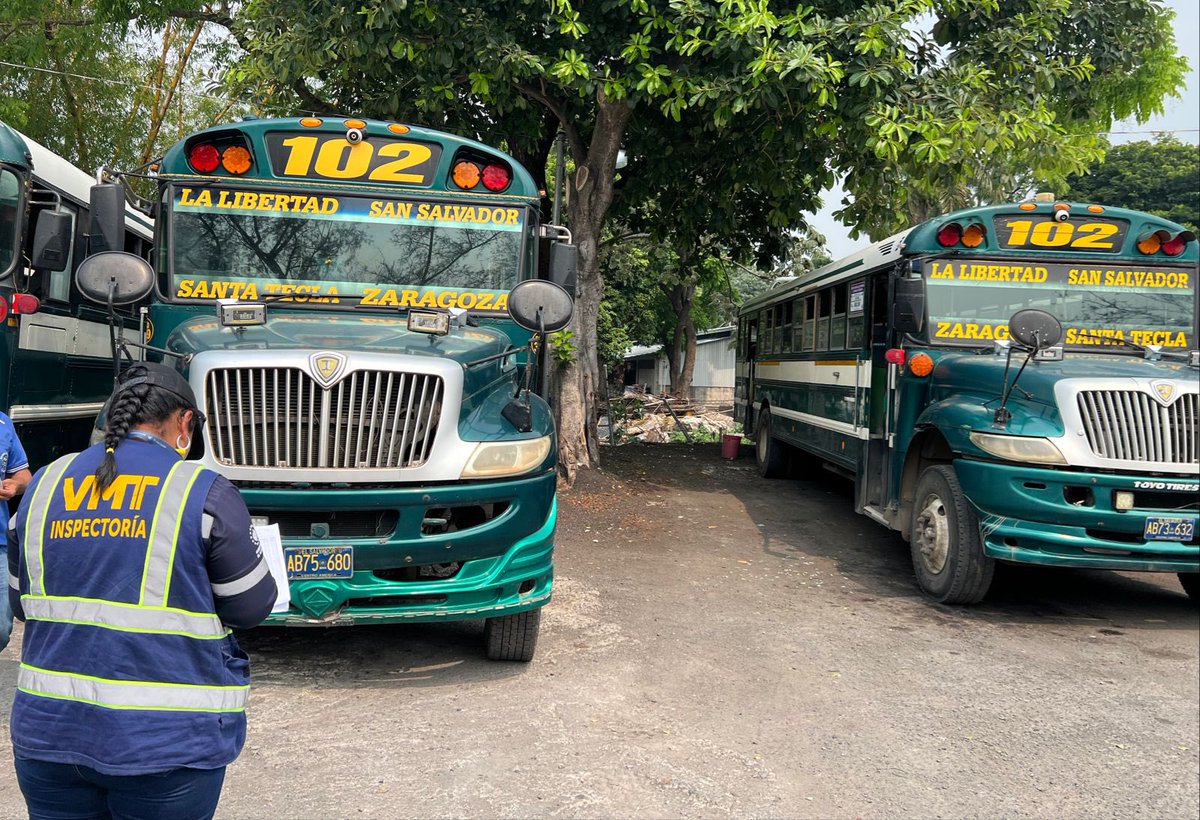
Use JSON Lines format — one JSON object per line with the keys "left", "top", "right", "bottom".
{"left": 954, "top": 460, "right": 1199, "bottom": 572}
{"left": 241, "top": 470, "right": 557, "bottom": 625}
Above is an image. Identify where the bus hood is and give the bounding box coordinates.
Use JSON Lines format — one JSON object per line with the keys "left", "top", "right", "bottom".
{"left": 930, "top": 350, "right": 1199, "bottom": 405}
{"left": 166, "top": 311, "right": 514, "bottom": 369}
{"left": 919, "top": 350, "right": 1200, "bottom": 443}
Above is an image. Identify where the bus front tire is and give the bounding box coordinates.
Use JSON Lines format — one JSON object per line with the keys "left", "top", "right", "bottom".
{"left": 485, "top": 607, "right": 541, "bottom": 661}
{"left": 755, "top": 408, "right": 790, "bottom": 479}
{"left": 910, "top": 465, "right": 995, "bottom": 604}
{"left": 1179, "top": 573, "right": 1199, "bottom": 602}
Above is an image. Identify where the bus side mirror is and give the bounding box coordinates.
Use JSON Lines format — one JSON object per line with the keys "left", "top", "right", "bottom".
{"left": 548, "top": 243, "right": 577, "bottom": 296}
{"left": 892, "top": 277, "right": 926, "bottom": 334}
{"left": 89, "top": 183, "right": 125, "bottom": 254}
{"left": 30, "top": 210, "right": 72, "bottom": 272}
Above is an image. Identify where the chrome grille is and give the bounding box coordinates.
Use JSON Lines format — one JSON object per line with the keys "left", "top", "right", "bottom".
{"left": 1077, "top": 390, "right": 1198, "bottom": 464}
{"left": 205, "top": 368, "right": 443, "bottom": 469}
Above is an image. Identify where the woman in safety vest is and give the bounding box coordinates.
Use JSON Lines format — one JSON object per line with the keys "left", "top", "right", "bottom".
{"left": 8, "top": 362, "right": 277, "bottom": 819}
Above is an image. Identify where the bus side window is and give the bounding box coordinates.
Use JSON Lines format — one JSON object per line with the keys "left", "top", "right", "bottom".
{"left": 781, "top": 300, "right": 793, "bottom": 353}
{"left": 816, "top": 290, "right": 830, "bottom": 351}
{"left": 802, "top": 295, "right": 816, "bottom": 352}
{"left": 748, "top": 317, "right": 758, "bottom": 359}
{"left": 847, "top": 278, "right": 866, "bottom": 349}
{"left": 830, "top": 284, "right": 847, "bottom": 350}
{"left": 792, "top": 297, "right": 804, "bottom": 351}
{"left": 762, "top": 308, "right": 773, "bottom": 355}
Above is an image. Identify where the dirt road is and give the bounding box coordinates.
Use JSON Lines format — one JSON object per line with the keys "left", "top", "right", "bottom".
{"left": 1, "top": 443, "right": 1197, "bottom": 818}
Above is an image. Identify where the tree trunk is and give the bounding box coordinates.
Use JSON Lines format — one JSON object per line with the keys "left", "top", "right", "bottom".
{"left": 666, "top": 282, "right": 696, "bottom": 398}
{"left": 552, "top": 94, "right": 632, "bottom": 484}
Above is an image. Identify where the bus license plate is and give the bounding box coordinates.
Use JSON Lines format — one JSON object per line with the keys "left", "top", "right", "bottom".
{"left": 285, "top": 546, "right": 354, "bottom": 579}
{"left": 1143, "top": 517, "right": 1195, "bottom": 542}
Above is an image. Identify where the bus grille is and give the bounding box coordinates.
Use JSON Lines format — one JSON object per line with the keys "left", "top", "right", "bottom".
{"left": 1077, "top": 390, "right": 1198, "bottom": 464}
{"left": 204, "top": 367, "right": 443, "bottom": 469}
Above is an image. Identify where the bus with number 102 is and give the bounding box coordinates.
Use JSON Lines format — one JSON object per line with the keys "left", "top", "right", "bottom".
{"left": 76, "top": 116, "right": 577, "bottom": 660}
{"left": 736, "top": 195, "right": 1198, "bottom": 603}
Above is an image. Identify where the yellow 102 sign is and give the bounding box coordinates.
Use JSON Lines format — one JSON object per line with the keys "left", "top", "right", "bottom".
{"left": 264, "top": 133, "right": 442, "bottom": 186}
{"left": 994, "top": 215, "right": 1128, "bottom": 253}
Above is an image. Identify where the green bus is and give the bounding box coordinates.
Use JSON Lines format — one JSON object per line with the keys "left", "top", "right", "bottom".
{"left": 0, "top": 122, "right": 153, "bottom": 467}
{"left": 81, "top": 116, "right": 575, "bottom": 659}
{"left": 736, "top": 197, "right": 1198, "bottom": 603}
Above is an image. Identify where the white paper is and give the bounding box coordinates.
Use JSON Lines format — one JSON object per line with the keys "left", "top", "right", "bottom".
{"left": 254, "top": 524, "right": 291, "bottom": 614}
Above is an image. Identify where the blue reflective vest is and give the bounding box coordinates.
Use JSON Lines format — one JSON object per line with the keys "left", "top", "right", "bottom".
{"left": 11, "top": 438, "right": 250, "bottom": 775}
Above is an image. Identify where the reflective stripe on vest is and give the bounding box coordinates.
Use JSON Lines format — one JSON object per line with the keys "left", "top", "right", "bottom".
{"left": 140, "top": 460, "right": 206, "bottom": 607}
{"left": 18, "top": 664, "right": 249, "bottom": 712}
{"left": 22, "top": 454, "right": 78, "bottom": 597}
{"left": 20, "top": 596, "right": 227, "bottom": 639}
{"left": 21, "top": 455, "right": 221, "bottom": 637}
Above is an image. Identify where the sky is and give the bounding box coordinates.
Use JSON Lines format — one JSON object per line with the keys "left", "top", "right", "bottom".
{"left": 804, "top": 0, "right": 1200, "bottom": 260}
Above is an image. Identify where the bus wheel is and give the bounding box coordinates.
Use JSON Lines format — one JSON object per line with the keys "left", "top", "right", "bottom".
{"left": 1180, "top": 574, "right": 1199, "bottom": 602}
{"left": 755, "top": 408, "right": 789, "bottom": 479}
{"left": 910, "top": 465, "right": 995, "bottom": 604}
{"left": 485, "top": 608, "right": 541, "bottom": 661}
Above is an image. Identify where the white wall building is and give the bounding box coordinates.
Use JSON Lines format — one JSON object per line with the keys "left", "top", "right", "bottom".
{"left": 622, "top": 325, "right": 735, "bottom": 405}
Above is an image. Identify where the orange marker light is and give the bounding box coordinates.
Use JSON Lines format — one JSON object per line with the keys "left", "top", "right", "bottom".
{"left": 908, "top": 352, "right": 934, "bottom": 377}
{"left": 387, "top": 123, "right": 410, "bottom": 135}
{"left": 1087, "top": 205, "right": 1104, "bottom": 213}
{"left": 1136, "top": 232, "right": 1162, "bottom": 255}
{"left": 344, "top": 119, "right": 367, "bottom": 129}
{"left": 452, "top": 161, "right": 481, "bottom": 189}
{"left": 299, "top": 117, "right": 323, "bottom": 127}
{"left": 961, "top": 223, "right": 986, "bottom": 248}
{"left": 221, "top": 145, "right": 252, "bottom": 175}
{"left": 1018, "top": 202, "right": 1037, "bottom": 211}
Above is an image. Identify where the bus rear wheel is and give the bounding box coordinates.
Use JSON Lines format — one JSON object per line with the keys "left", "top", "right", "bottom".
{"left": 1180, "top": 573, "right": 1199, "bottom": 602}
{"left": 754, "top": 408, "right": 790, "bottom": 479}
{"left": 910, "top": 464, "right": 995, "bottom": 604}
{"left": 485, "top": 608, "right": 541, "bottom": 661}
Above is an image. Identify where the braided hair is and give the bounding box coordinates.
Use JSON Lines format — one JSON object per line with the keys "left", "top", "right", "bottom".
{"left": 94, "top": 367, "right": 197, "bottom": 492}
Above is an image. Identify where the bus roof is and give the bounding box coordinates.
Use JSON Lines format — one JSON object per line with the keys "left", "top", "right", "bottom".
{"left": 741, "top": 226, "right": 913, "bottom": 313}
{"left": 741, "top": 198, "right": 1198, "bottom": 315}
{"left": 157, "top": 116, "right": 540, "bottom": 201}
{"left": 0, "top": 122, "right": 152, "bottom": 239}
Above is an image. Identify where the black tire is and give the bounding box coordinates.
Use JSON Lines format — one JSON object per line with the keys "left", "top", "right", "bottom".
{"left": 754, "top": 407, "right": 790, "bottom": 479}
{"left": 910, "top": 464, "right": 995, "bottom": 604}
{"left": 1179, "top": 573, "right": 1199, "bottom": 602}
{"left": 484, "top": 608, "right": 541, "bottom": 661}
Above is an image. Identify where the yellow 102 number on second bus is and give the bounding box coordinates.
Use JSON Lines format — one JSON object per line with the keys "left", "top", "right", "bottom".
{"left": 264, "top": 133, "right": 442, "bottom": 186}
{"left": 994, "top": 215, "right": 1128, "bottom": 253}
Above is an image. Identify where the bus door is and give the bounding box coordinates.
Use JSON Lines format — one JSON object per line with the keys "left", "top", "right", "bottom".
{"left": 859, "top": 274, "right": 893, "bottom": 514}
{"left": 744, "top": 315, "right": 758, "bottom": 430}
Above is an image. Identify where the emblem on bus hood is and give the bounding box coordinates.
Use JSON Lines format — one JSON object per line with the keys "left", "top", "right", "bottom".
{"left": 1150, "top": 380, "right": 1177, "bottom": 405}
{"left": 310, "top": 352, "right": 347, "bottom": 388}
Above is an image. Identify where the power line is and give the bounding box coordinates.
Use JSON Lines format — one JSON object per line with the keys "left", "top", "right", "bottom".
{"left": 0, "top": 59, "right": 241, "bottom": 107}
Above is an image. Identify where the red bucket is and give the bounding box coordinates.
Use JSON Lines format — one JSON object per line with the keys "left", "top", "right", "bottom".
{"left": 720, "top": 433, "right": 741, "bottom": 459}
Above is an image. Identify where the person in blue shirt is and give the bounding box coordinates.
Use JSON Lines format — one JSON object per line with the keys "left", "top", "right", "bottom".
{"left": 0, "top": 410, "right": 31, "bottom": 651}
{"left": 8, "top": 362, "right": 277, "bottom": 820}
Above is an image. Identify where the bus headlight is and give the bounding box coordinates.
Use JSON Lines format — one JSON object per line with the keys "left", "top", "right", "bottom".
{"left": 969, "top": 432, "right": 1067, "bottom": 465}
{"left": 461, "top": 436, "right": 552, "bottom": 478}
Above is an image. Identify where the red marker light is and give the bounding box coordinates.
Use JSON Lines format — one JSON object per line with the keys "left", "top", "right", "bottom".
{"left": 1162, "top": 232, "right": 1192, "bottom": 257}
{"left": 11, "top": 293, "right": 40, "bottom": 315}
{"left": 0, "top": 299, "right": 8, "bottom": 322}
{"left": 936, "top": 222, "right": 962, "bottom": 247}
{"left": 481, "top": 164, "right": 511, "bottom": 192}
{"left": 188, "top": 143, "right": 220, "bottom": 173}
{"left": 885, "top": 348, "right": 906, "bottom": 365}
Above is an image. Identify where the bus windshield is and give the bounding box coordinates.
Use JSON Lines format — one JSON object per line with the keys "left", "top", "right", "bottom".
{"left": 0, "top": 168, "right": 20, "bottom": 276}
{"left": 925, "top": 258, "right": 1197, "bottom": 349}
{"left": 168, "top": 185, "right": 525, "bottom": 305}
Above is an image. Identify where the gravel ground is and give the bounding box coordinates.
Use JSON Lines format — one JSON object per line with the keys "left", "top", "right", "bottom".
{"left": 0, "top": 442, "right": 1196, "bottom": 819}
